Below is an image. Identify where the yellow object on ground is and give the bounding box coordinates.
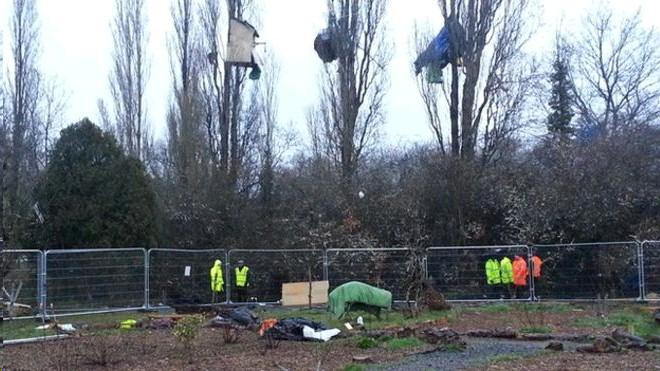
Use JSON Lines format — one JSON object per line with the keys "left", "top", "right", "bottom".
{"left": 120, "top": 319, "right": 137, "bottom": 329}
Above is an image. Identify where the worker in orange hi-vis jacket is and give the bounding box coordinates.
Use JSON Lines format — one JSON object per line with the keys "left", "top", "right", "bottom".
{"left": 513, "top": 256, "right": 528, "bottom": 286}
{"left": 512, "top": 256, "right": 528, "bottom": 299}
{"left": 531, "top": 255, "right": 543, "bottom": 278}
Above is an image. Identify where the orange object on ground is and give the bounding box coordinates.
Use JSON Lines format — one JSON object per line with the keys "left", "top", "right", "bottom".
{"left": 531, "top": 255, "right": 543, "bottom": 278}
{"left": 259, "top": 318, "right": 278, "bottom": 336}
{"left": 512, "top": 256, "right": 528, "bottom": 286}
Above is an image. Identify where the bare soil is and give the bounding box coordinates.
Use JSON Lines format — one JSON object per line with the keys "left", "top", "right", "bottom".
{"left": 1, "top": 328, "right": 419, "bottom": 371}
{"left": 1, "top": 304, "right": 657, "bottom": 370}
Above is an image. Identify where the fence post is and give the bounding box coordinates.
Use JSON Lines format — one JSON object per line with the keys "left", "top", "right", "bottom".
{"left": 225, "top": 250, "right": 232, "bottom": 303}
{"left": 36, "top": 250, "right": 43, "bottom": 320}
{"left": 423, "top": 248, "right": 428, "bottom": 281}
{"left": 144, "top": 249, "right": 150, "bottom": 310}
{"left": 526, "top": 245, "right": 534, "bottom": 301}
{"left": 639, "top": 241, "right": 646, "bottom": 301}
{"left": 41, "top": 250, "right": 49, "bottom": 320}
{"left": 323, "top": 249, "right": 329, "bottom": 282}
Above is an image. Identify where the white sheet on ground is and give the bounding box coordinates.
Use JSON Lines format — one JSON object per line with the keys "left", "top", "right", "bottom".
{"left": 302, "top": 325, "right": 341, "bottom": 342}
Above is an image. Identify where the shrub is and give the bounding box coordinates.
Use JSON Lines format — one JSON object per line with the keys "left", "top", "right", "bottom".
{"left": 356, "top": 337, "right": 378, "bottom": 349}
{"left": 172, "top": 315, "right": 205, "bottom": 362}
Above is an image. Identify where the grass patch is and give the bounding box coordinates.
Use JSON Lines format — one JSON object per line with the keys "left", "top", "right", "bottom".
{"left": 571, "top": 310, "right": 660, "bottom": 338}
{"left": 356, "top": 337, "right": 378, "bottom": 349}
{"left": 463, "top": 302, "right": 573, "bottom": 314}
{"left": 383, "top": 337, "right": 426, "bottom": 350}
{"left": 342, "top": 364, "right": 366, "bottom": 371}
{"left": 2, "top": 318, "right": 57, "bottom": 341}
{"left": 439, "top": 343, "right": 465, "bottom": 352}
{"left": 261, "top": 307, "right": 458, "bottom": 330}
{"left": 519, "top": 326, "right": 552, "bottom": 334}
{"left": 1, "top": 311, "right": 151, "bottom": 341}
{"left": 463, "top": 303, "right": 512, "bottom": 313}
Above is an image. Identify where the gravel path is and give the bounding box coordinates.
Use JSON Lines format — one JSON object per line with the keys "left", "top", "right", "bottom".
{"left": 375, "top": 338, "right": 550, "bottom": 371}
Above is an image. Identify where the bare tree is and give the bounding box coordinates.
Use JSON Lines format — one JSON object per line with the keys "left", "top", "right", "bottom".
{"left": 431, "top": 0, "right": 532, "bottom": 160}
{"left": 199, "top": 0, "right": 257, "bottom": 188}
{"left": 254, "top": 54, "right": 298, "bottom": 230}
{"left": 108, "top": 0, "right": 150, "bottom": 161}
{"left": 571, "top": 9, "right": 660, "bottom": 133}
{"left": 4, "top": 0, "right": 42, "bottom": 243}
{"left": 0, "top": 29, "right": 7, "bottom": 241}
{"left": 166, "top": 0, "right": 206, "bottom": 191}
{"left": 313, "top": 0, "right": 391, "bottom": 194}
{"left": 413, "top": 23, "right": 446, "bottom": 153}
{"left": 39, "top": 80, "right": 66, "bottom": 166}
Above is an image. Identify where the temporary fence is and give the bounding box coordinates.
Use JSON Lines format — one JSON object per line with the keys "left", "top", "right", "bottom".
{"left": 44, "top": 248, "right": 146, "bottom": 313}
{"left": 228, "top": 249, "right": 325, "bottom": 303}
{"left": 1, "top": 241, "right": 659, "bottom": 321}
{"left": 531, "top": 242, "right": 640, "bottom": 301}
{"left": 148, "top": 249, "right": 227, "bottom": 308}
{"left": 0, "top": 249, "right": 42, "bottom": 318}
{"left": 642, "top": 240, "right": 660, "bottom": 301}
{"left": 326, "top": 248, "right": 411, "bottom": 301}
{"left": 427, "top": 245, "right": 531, "bottom": 301}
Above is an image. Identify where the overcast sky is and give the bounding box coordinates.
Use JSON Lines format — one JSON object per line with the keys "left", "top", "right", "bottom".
{"left": 1, "top": 0, "right": 658, "bottom": 147}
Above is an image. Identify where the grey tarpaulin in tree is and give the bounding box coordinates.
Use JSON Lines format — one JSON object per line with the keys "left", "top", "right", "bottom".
{"left": 314, "top": 28, "right": 337, "bottom": 63}
{"left": 414, "top": 16, "right": 465, "bottom": 83}
{"left": 226, "top": 18, "right": 262, "bottom": 80}
{"left": 314, "top": 7, "right": 338, "bottom": 63}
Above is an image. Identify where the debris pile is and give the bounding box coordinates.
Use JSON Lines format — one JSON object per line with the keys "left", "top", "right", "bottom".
{"left": 577, "top": 330, "right": 656, "bottom": 353}
{"left": 419, "top": 327, "right": 466, "bottom": 350}
{"left": 264, "top": 317, "right": 340, "bottom": 342}
{"left": 465, "top": 328, "right": 517, "bottom": 339}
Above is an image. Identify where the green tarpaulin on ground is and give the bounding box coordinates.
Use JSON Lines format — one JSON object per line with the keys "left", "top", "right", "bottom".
{"left": 327, "top": 281, "right": 392, "bottom": 318}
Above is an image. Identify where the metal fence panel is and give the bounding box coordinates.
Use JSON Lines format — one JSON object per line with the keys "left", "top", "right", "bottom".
{"left": 643, "top": 241, "right": 660, "bottom": 301}
{"left": 148, "top": 249, "right": 226, "bottom": 307}
{"left": 45, "top": 249, "right": 146, "bottom": 313}
{"left": 427, "top": 245, "right": 531, "bottom": 301}
{"left": 228, "top": 249, "right": 324, "bottom": 303}
{"left": 326, "top": 248, "right": 410, "bottom": 301}
{"left": 532, "top": 242, "right": 640, "bottom": 300}
{"left": 0, "top": 249, "right": 42, "bottom": 318}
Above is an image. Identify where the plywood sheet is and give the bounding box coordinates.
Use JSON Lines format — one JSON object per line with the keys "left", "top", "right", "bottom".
{"left": 281, "top": 280, "right": 329, "bottom": 306}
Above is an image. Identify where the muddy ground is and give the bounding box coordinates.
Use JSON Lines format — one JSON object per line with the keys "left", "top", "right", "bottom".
{"left": 1, "top": 303, "right": 658, "bottom": 370}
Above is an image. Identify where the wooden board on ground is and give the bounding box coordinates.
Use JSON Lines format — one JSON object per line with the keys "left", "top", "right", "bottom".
{"left": 281, "top": 280, "right": 329, "bottom": 306}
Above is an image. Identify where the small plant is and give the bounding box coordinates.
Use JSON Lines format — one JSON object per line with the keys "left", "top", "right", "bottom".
{"left": 439, "top": 343, "right": 465, "bottom": 352}
{"left": 81, "top": 334, "right": 122, "bottom": 366}
{"left": 511, "top": 303, "right": 548, "bottom": 330}
{"left": 519, "top": 326, "right": 552, "bottom": 334}
{"left": 172, "top": 314, "right": 204, "bottom": 363}
{"left": 223, "top": 325, "right": 241, "bottom": 344}
{"left": 342, "top": 364, "right": 366, "bottom": 371}
{"left": 383, "top": 337, "right": 426, "bottom": 350}
{"left": 43, "top": 337, "right": 80, "bottom": 371}
{"left": 356, "top": 337, "right": 378, "bottom": 349}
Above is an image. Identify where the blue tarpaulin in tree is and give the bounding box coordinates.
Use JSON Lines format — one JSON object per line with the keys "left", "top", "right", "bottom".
{"left": 415, "top": 26, "right": 451, "bottom": 75}
{"left": 414, "top": 17, "right": 464, "bottom": 83}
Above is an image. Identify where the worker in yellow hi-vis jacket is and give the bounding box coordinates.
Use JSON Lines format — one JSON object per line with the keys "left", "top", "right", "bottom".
{"left": 234, "top": 260, "right": 250, "bottom": 302}
{"left": 210, "top": 259, "right": 224, "bottom": 303}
